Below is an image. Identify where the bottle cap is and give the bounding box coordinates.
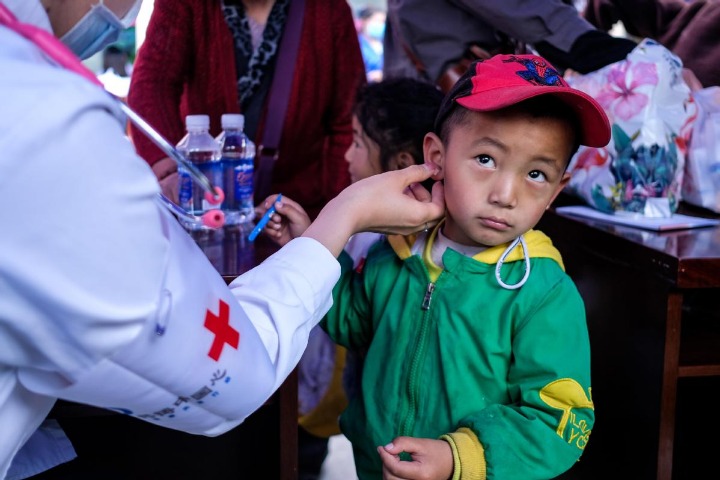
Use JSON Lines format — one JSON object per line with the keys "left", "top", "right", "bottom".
{"left": 186, "top": 114, "right": 210, "bottom": 129}
{"left": 221, "top": 113, "right": 245, "bottom": 130}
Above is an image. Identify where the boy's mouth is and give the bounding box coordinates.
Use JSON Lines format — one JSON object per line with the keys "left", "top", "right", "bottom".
{"left": 479, "top": 216, "right": 511, "bottom": 230}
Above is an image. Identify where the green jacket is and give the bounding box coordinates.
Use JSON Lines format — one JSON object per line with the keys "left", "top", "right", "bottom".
{"left": 322, "top": 227, "right": 594, "bottom": 480}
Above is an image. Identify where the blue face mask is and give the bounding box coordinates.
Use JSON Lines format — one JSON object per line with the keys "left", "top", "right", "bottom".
{"left": 365, "top": 22, "right": 385, "bottom": 41}
{"left": 60, "top": 1, "right": 126, "bottom": 59}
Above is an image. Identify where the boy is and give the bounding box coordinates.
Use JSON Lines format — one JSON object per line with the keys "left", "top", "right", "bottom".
{"left": 263, "top": 54, "right": 609, "bottom": 479}
{"left": 332, "top": 54, "right": 608, "bottom": 480}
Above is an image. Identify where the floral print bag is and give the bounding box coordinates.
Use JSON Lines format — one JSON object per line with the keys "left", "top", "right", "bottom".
{"left": 564, "top": 39, "right": 696, "bottom": 217}
{"left": 682, "top": 86, "right": 720, "bottom": 213}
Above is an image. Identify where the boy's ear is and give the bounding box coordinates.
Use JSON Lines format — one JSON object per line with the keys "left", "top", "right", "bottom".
{"left": 423, "top": 132, "right": 445, "bottom": 180}
{"left": 548, "top": 172, "right": 572, "bottom": 208}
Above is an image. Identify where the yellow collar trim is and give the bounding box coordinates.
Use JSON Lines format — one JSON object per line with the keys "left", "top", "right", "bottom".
{"left": 387, "top": 221, "right": 565, "bottom": 271}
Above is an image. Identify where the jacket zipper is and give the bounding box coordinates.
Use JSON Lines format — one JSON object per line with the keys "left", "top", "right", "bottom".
{"left": 421, "top": 282, "right": 435, "bottom": 310}
{"left": 400, "top": 282, "right": 436, "bottom": 436}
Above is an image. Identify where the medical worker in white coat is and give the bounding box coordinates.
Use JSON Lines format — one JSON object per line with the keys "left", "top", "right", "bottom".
{"left": 0, "top": 1, "right": 445, "bottom": 478}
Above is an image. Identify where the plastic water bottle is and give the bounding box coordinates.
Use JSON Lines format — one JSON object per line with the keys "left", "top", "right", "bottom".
{"left": 177, "top": 114, "right": 222, "bottom": 230}
{"left": 217, "top": 113, "right": 255, "bottom": 224}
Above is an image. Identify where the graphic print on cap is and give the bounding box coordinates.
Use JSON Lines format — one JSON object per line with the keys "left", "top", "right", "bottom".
{"left": 504, "top": 56, "right": 564, "bottom": 87}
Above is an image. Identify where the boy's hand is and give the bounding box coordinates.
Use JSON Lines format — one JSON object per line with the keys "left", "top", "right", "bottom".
{"left": 254, "top": 194, "right": 311, "bottom": 246}
{"left": 377, "top": 436, "right": 454, "bottom": 480}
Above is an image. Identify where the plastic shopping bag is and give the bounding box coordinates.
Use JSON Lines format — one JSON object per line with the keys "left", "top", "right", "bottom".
{"left": 564, "top": 39, "right": 696, "bottom": 217}
{"left": 682, "top": 87, "right": 720, "bottom": 213}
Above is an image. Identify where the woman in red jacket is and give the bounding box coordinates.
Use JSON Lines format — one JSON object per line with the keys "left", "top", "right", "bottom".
{"left": 128, "top": 0, "right": 365, "bottom": 219}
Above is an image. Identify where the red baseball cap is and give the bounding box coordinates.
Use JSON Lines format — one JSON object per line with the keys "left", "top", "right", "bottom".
{"left": 434, "top": 54, "right": 610, "bottom": 148}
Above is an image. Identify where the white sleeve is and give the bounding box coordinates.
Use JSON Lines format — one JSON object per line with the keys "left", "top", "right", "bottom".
{"left": 227, "top": 237, "right": 342, "bottom": 394}
{"left": 20, "top": 219, "right": 340, "bottom": 436}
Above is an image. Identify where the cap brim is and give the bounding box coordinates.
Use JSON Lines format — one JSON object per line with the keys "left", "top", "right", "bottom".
{"left": 457, "top": 85, "right": 610, "bottom": 148}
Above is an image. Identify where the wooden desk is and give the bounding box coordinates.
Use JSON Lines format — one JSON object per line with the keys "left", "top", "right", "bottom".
{"left": 539, "top": 197, "right": 720, "bottom": 480}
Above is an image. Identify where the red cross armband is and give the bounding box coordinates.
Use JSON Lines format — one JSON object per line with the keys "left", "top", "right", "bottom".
{"left": 19, "top": 213, "right": 279, "bottom": 436}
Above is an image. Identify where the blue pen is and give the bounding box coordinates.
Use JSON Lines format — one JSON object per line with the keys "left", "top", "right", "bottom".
{"left": 248, "top": 194, "right": 282, "bottom": 242}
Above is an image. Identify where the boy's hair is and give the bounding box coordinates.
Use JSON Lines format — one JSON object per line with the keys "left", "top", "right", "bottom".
{"left": 354, "top": 78, "right": 445, "bottom": 172}
{"left": 434, "top": 54, "right": 610, "bottom": 156}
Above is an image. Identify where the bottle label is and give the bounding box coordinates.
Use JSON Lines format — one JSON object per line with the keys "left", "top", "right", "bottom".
{"left": 234, "top": 160, "right": 254, "bottom": 209}
{"left": 178, "top": 168, "right": 193, "bottom": 211}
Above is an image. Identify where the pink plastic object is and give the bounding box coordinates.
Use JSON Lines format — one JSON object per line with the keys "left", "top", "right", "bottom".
{"left": 204, "top": 187, "right": 225, "bottom": 206}
{"left": 202, "top": 210, "right": 225, "bottom": 229}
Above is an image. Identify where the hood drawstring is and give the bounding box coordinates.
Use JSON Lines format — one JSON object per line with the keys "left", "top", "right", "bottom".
{"left": 495, "top": 235, "right": 530, "bottom": 290}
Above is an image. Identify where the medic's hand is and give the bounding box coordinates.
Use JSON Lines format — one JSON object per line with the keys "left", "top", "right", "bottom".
{"left": 255, "top": 194, "right": 311, "bottom": 247}
{"left": 303, "top": 164, "right": 445, "bottom": 257}
{"left": 152, "top": 156, "right": 179, "bottom": 203}
{"left": 377, "top": 436, "right": 454, "bottom": 480}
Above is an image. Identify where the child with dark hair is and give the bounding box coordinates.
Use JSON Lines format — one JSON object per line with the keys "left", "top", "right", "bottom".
{"left": 259, "top": 76, "right": 444, "bottom": 244}
{"left": 348, "top": 77, "right": 444, "bottom": 188}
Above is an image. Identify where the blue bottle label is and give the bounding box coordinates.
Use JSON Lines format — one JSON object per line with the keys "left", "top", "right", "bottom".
{"left": 178, "top": 169, "right": 193, "bottom": 210}
{"left": 234, "top": 160, "right": 254, "bottom": 208}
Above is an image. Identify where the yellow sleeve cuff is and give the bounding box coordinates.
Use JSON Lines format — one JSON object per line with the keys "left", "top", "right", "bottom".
{"left": 440, "top": 427, "right": 487, "bottom": 480}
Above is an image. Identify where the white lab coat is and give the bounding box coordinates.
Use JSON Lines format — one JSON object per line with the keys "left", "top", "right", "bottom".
{"left": 0, "top": 2, "right": 340, "bottom": 478}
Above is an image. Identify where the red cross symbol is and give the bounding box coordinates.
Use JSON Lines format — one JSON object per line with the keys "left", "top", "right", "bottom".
{"left": 204, "top": 299, "right": 240, "bottom": 361}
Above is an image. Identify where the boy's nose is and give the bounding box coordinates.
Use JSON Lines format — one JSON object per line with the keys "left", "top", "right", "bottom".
{"left": 488, "top": 175, "right": 518, "bottom": 207}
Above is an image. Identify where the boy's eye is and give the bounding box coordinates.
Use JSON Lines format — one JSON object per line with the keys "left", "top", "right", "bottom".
{"left": 475, "top": 154, "right": 495, "bottom": 168}
{"left": 528, "top": 170, "right": 548, "bottom": 183}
